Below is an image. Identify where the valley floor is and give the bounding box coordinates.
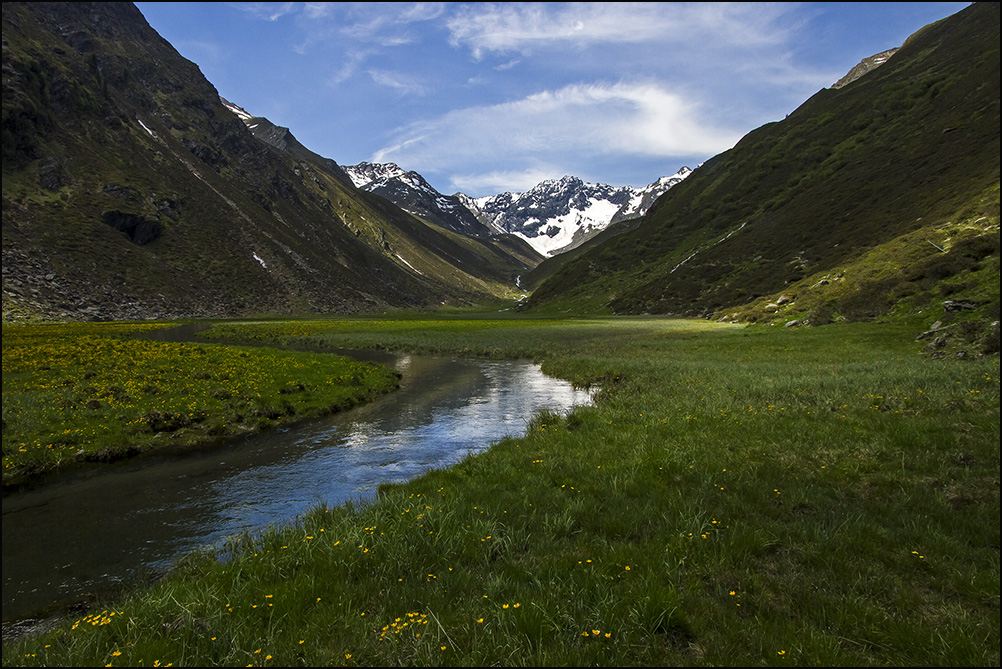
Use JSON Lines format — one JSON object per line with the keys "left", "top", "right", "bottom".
{"left": 3, "top": 316, "right": 999, "bottom": 666}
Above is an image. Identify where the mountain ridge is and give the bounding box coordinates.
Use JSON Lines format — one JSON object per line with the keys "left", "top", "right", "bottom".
{"left": 1, "top": 2, "right": 536, "bottom": 322}
{"left": 220, "top": 97, "right": 354, "bottom": 186}
{"left": 343, "top": 161, "right": 692, "bottom": 257}
{"left": 525, "top": 1, "right": 999, "bottom": 341}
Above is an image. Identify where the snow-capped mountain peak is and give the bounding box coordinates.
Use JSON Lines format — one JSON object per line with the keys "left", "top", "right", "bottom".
{"left": 343, "top": 161, "right": 410, "bottom": 189}
{"left": 461, "top": 168, "right": 693, "bottom": 256}
{"left": 341, "top": 160, "right": 692, "bottom": 256}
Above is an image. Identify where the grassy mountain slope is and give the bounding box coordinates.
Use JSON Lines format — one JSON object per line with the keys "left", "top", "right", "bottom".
{"left": 526, "top": 2, "right": 999, "bottom": 340}
{"left": 1, "top": 3, "right": 530, "bottom": 322}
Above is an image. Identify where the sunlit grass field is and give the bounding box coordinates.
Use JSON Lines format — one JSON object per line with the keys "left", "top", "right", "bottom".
{"left": 1, "top": 322, "right": 400, "bottom": 485}
{"left": 4, "top": 317, "right": 999, "bottom": 666}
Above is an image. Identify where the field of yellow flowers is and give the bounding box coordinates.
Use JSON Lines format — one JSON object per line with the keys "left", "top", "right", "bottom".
{"left": 1, "top": 322, "right": 400, "bottom": 485}
{"left": 4, "top": 317, "right": 999, "bottom": 666}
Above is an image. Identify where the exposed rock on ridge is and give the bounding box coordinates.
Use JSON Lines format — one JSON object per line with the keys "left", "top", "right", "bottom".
{"left": 219, "top": 98, "right": 353, "bottom": 185}
{"left": 832, "top": 48, "right": 899, "bottom": 88}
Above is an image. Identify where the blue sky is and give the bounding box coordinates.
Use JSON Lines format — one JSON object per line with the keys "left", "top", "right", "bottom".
{"left": 134, "top": 2, "right": 969, "bottom": 197}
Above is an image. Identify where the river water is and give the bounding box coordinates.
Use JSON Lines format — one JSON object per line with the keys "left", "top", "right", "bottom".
{"left": 2, "top": 345, "right": 592, "bottom": 626}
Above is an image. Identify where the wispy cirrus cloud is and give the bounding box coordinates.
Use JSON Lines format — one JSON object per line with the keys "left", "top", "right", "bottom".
{"left": 367, "top": 69, "right": 429, "bottom": 96}
{"left": 232, "top": 2, "right": 296, "bottom": 22}
{"left": 295, "top": 3, "right": 446, "bottom": 90}
{"left": 437, "top": 2, "right": 834, "bottom": 132}
{"left": 398, "top": 3, "right": 447, "bottom": 23}
{"left": 445, "top": 2, "right": 797, "bottom": 58}
{"left": 187, "top": 2, "right": 831, "bottom": 192}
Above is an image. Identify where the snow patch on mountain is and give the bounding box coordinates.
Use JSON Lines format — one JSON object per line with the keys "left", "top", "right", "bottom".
{"left": 343, "top": 161, "right": 408, "bottom": 189}
{"left": 518, "top": 196, "right": 623, "bottom": 256}
{"left": 221, "top": 98, "right": 254, "bottom": 122}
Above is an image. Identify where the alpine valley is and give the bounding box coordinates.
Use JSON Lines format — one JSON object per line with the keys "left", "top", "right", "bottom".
{"left": 1, "top": 1, "right": 999, "bottom": 354}
{"left": 2, "top": 4, "right": 999, "bottom": 666}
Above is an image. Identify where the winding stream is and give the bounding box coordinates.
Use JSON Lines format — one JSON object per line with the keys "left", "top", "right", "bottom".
{"left": 2, "top": 345, "right": 592, "bottom": 626}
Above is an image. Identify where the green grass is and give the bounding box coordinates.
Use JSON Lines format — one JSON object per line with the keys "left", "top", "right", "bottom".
{"left": 3, "top": 317, "right": 997, "bottom": 666}
{"left": 1, "top": 321, "right": 401, "bottom": 485}
{"left": 200, "top": 316, "right": 696, "bottom": 364}
{"left": 724, "top": 198, "right": 1000, "bottom": 337}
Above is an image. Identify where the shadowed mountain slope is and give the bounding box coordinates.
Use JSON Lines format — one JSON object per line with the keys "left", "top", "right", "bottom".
{"left": 2, "top": 3, "right": 533, "bottom": 321}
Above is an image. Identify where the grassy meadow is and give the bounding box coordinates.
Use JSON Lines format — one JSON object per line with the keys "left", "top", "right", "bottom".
{"left": 1, "top": 322, "right": 401, "bottom": 486}
{"left": 3, "top": 317, "right": 999, "bottom": 666}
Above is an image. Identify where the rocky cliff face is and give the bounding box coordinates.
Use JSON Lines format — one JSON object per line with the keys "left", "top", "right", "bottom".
{"left": 831, "top": 48, "right": 899, "bottom": 88}
{"left": 220, "top": 98, "right": 353, "bottom": 185}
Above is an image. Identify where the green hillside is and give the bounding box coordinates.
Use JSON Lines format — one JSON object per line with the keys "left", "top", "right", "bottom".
{"left": 526, "top": 2, "right": 999, "bottom": 345}
{"left": 1, "top": 3, "right": 534, "bottom": 322}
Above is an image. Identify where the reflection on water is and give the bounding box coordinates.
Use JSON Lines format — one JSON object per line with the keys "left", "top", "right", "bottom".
{"left": 2, "top": 352, "right": 591, "bottom": 623}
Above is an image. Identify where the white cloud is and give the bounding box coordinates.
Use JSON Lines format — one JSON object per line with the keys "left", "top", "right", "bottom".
{"left": 325, "top": 48, "right": 373, "bottom": 85}
{"left": 372, "top": 81, "right": 741, "bottom": 177}
{"left": 301, "top": 2, "right": 443, "bottom": 42}
{"left": 367, "top": 69, "right": 429, "bottom": 96}
{"left": 294, "top": 4, "right": 448, "bottom": 85}
{"left": 302, "top": 3, "right": 337, "bottom": 20}
{"left": 445, "top": 2, "right": 795, "bottom": 58}
{"left": 398, "top": 3, "right": 446, "bottom": 23}
{"left": 233, "top": 2, "right": 296, "bottom": 22}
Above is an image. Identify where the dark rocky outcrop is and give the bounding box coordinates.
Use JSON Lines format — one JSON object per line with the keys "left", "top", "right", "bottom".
{"left": 100, "top": 210, "right": 162, "bottom": 245}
